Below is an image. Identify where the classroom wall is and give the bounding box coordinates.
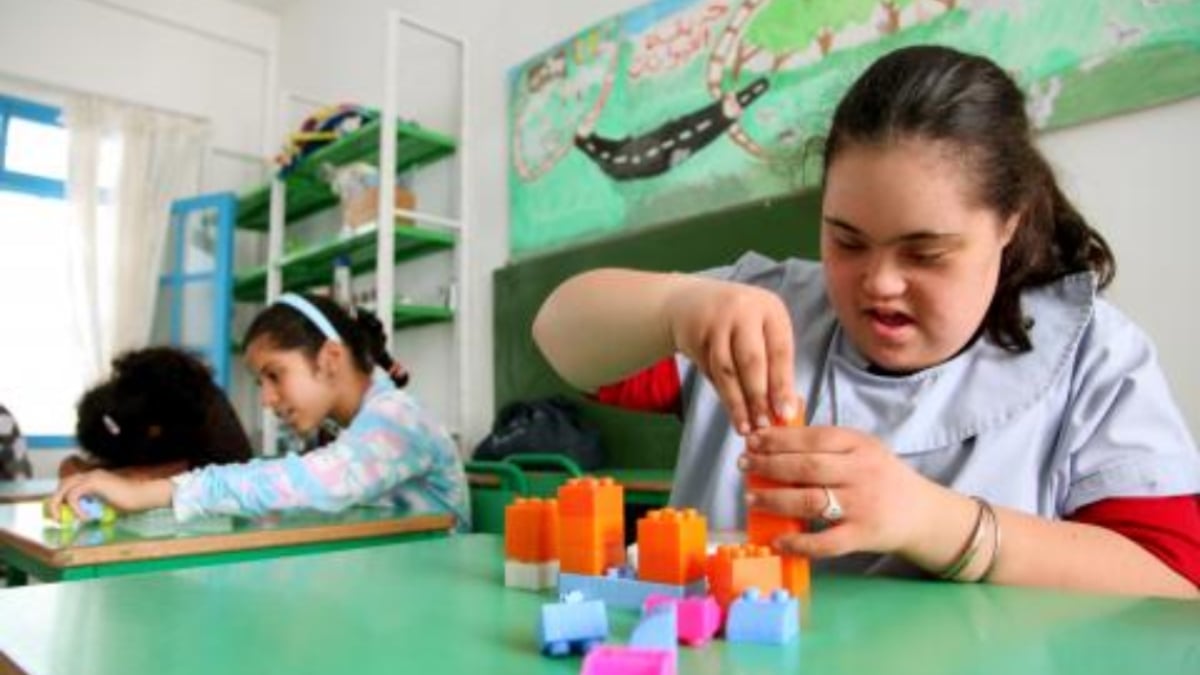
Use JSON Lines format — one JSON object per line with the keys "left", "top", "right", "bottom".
{"left": 1039, "top": 96, "right": 1200, "bottom": 439}
{"left": 277, "top": 0, "right": 1199, "bottom": 448}
{"left": 273, "top": 0, "right": 650, "bottom": 448}
{"left": 0, "top": 0, "right": 280, "bottom": 472}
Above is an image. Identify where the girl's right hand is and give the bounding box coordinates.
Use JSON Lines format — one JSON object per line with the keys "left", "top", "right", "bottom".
{"left": 666, "top": 276, "right": 798, "bottom": 434}
{"left": 49, "top": 470, "right": 173, "bottom": 520}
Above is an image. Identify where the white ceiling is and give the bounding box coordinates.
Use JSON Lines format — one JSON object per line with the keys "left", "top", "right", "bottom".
{"left": 226, "top": 0, "right": 296, "bottom": 15}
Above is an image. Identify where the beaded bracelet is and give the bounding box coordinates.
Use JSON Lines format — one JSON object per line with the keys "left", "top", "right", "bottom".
{"left": 939, "top": 496, "right": 988, "bottom": 581}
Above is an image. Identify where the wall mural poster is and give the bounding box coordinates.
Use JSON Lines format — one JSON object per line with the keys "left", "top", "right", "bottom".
{"left": 508, "top": 0, "right": 1200, "bottom": 257}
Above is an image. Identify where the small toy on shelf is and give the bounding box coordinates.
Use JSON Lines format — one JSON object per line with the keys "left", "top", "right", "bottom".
{"left": 505, "top": 497, "right": 560, "bottom": 591}
{"left": 274, "top": 104, "right": 377, "bottom": 177}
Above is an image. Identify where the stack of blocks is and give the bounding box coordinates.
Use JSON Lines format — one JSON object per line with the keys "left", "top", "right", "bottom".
{"left": 745, "top": 410, "right": 812, "bottom": 600}
{"left": 637, "top": 508, "right": 707, "bottom": 586}
{"left": 511, "top": 473, "right": 804, "bottom": 669}
{"left": 504, "top": 497, "right": 560, "bottom": 590}
{"left": 705, "top": 544, "right": 783, "bottom": 613}
{"left": 560, "top": 505, "right": 707, "bottom": 610}
{"left": 558, "top": 477, "right": 625, "bottom": 575}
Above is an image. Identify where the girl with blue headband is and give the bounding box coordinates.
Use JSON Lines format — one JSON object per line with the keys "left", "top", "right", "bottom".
{"left": 50, "top": 293, "right": 470, "bottom": 531}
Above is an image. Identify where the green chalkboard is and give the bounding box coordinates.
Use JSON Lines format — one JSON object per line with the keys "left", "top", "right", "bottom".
{"left": 492, "top": 189, "right": 822, "bottom": 470}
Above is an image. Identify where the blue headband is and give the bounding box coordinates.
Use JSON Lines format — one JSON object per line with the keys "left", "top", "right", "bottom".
{"left": 276, "top": 293, "right": 342, "bottom": 343}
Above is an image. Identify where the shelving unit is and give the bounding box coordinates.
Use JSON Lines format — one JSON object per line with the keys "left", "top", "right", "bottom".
{"left": 234, "top": 119, "right": 456, "bottom": 231}
{"left": 234, "top": 11, "right": 469, "bottom": 452}
{"left": 231, "top": 224, "right": 455, "bottom": 302}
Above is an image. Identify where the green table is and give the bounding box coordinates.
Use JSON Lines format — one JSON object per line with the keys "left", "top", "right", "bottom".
{"left": 0, "top": 500, "right": 452, "bottom": 584}
{"left": 1, "top": 534, "right": 1196, "bottom": 675}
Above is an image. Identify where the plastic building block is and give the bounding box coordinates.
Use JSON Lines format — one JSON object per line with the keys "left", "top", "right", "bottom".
{"left": 581, "top": 646, "right": 675, "bottom": 675}
{"left": 705, "top": 544, "right": 782, "bottom": 612}
{"left": 558, "top": 477, "right": 625, "bottom": 575}
{"left": 43, "top": 495, "right": 116, "bottom": 528}
{"left": 725, "top": 588, "right": 799, "bottom": 644}
{"left": 505, "top": 559, "right": 560, "bottom": 591}
{"left": 538, "top": 590, "right": 609, "bottom": 657}
{"left": 559, "top": 568, "right": 706, "bottom": 611}
{"left": 505, "top": 497, "right": 560, "bottom": 563}
{"left": 745, "top": 406, "right": 812, "bottom": 599}
{"left": 629, "top": 604, "right": 676, "bottom": 653}
{"left": 643, "top": 595, "right": 722, "bottom": 647}
{"left": 637, "top": 508, "right": 707, "bottom": 585}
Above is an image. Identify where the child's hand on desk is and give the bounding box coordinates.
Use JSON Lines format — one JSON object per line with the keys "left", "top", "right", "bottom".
{"left": 741, "top": 424, "right": 971, "bottom": 568}
{"left": 666, "top": 277, "right": 800, "bottom": 435}
{"left": 49, "top": 470, "right": 173, "bottom": 520}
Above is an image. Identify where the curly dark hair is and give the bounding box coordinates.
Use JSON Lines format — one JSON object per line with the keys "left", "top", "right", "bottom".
{"left": 75, "top": 347, "right": 254, "bottom": 469}
{"left": 822, "top": 45, "right": 1116, "bottom": 352}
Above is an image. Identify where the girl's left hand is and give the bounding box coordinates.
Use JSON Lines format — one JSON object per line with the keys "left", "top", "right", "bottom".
{"left": 741, "top": 424, "right": 953, "bottom": 561}
{"left": 49, "top": 470, "right": 173, "bottom": 520}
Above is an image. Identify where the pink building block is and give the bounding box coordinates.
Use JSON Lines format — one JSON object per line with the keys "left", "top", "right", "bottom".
{"left": 580, "top": 646, "right": 675, "bottom": 675}
{"left": 643, "top": 594, "right": 722, "bottom": 647}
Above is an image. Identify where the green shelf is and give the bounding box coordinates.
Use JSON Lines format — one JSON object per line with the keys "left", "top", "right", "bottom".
{"left": 232, "top": 225, "right": 455, "bottom": 302}
{"left": 392, "top": 304, "right": 454, "bottom": 328}
{"left": 236, "top": 118, "right": 457, "bottom": 231}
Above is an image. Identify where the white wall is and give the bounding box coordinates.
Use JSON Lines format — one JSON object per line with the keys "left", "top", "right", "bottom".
{"left": 0, "top": 0, "right": 278, "bottom": 193}
{"left": 0, "top": 0, "right": 280, "bottom": 473}
{"left": 275, "top": 0, "right": 1199, "bottom": 450}
{"left": 1040, "top": 96, "right": 1200, "bottom": 438}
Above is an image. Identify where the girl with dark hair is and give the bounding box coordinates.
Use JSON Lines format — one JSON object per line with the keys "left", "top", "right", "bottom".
{"left": 533, "top": 46, "right": 1198, "bottom": 596}
{"left": 51, "top": 293, "right": 469, "bottom": 531}
{"left": 68, "top": 347, "right": 253, "bottom": 479}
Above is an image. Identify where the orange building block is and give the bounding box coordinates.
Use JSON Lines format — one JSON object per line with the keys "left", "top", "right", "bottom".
{"left": 637, "top": 508, "right": 707, "bottom": 585}
{"left": 557, "top": 477, "right": 625, "bottom": 575}
{"left": 745, "top": 406, "right": 812, "bottom": 599}
{"left": 504, "top": 497, "right": 560, "bottom": 563}
{"left": 705, "top": 544, "right": 782, "bottom": 611}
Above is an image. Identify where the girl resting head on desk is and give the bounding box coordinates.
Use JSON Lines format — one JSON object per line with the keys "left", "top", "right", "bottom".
{"left": 50, "top": 293, "right": 470, "bottom": 532}
{"left": 67, "top": 346, "right": 254, "bottom": 480}
{"left": 532, "top": 45, "right": 1199, "bottom": 598}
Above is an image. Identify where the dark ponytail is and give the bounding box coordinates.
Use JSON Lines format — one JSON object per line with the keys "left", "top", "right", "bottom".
{"left": 822, "top": 45, "right": 1116, "bottom": 353}
{"left": 244, "top": 294, "right": 410, "bottom": 388}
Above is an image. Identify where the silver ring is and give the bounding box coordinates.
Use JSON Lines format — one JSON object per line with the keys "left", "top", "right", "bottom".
{"left": 821, "top": 487, "right": 844, "bottom": 522}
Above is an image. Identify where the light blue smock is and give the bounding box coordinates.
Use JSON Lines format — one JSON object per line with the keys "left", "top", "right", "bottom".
{"left": 669, "top": 253, "right": 1200, "bottom": 575}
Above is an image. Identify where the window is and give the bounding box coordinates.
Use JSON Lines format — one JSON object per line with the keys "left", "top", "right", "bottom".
{"left": 0, "top": 94, "right": 80, "bottom": 446}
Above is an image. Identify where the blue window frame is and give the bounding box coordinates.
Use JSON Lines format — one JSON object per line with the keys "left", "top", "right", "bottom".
{"left": 0, "top": 94, "right": 66, "bottom": 200}
{"left": 0, "top": 94, "right": 70, "bottom": 449}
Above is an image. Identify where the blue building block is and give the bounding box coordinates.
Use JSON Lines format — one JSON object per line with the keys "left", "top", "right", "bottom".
{"left": 538, "top": 590, "right": 609, "bottom": 657}
{"left": 630, "top": 603, "right": 676, "bottom": 654}
{"left": 725, "top": 588, "right": 800, "bottom": 644}
{"left": 559, "top": 567, "right": 707, "bottom": 611}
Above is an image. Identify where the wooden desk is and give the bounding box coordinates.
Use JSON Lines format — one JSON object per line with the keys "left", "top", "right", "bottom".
{"left": 0, "top": 501, "right": 452, "bottom": 583}
{"left": 0, "top": 480, "right": 56, "bottom": 505}
{"left": 1, "top": 534, "right": 1197, "bottom": 675}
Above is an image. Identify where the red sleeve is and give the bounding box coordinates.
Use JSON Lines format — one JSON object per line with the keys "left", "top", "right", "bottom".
{"left": 1068, "top": 495, "right": 1200, "bottom": 588}
{"left": 591, "top": 357, "right": 682, "bottom": 416}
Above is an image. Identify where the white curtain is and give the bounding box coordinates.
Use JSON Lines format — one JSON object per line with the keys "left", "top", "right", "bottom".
{"left": 62, "top": 95, "right": 210, "bottom": 382}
